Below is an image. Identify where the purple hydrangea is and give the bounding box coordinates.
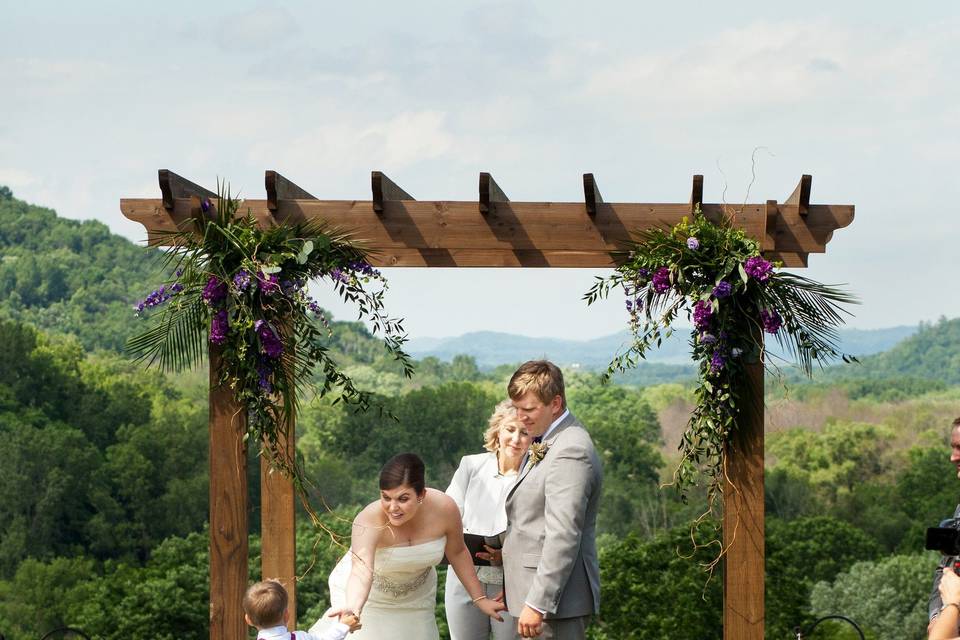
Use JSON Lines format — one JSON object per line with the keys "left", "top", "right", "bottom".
{"left": 233, "top": 270, "right": 252, "bottom": 292}
{"left": 637, "top": 268, "right": 650, "bottom": 278}
{"left": 652, "top": 267, "right": 672, "bottom": 294}
{"left": 712, "top": 281, "right": 733, "bottom": 298}
{"left": 760, "top": 308, "right": 783, "bottom": 334}
{"left": 686, "top": 237, "right": 700, "bottom": 250}
{"left": 744, "top": 256, "right": 773, "bottom": 283}
{"left": 209, "top": 309, "right": 229, "bottom": 345}
{"left": 254, "top": 319, "right": 284, "bottom": 359}
{"left": 693, "top": 299, "right": 713, "bottom": 331}
{"left": 202, "top": 276, "right": 227, "bottom": 306}
{"left": 709, "top": 350, "right": 726, "bottom": 374}
{"left": 307, "top": 299, "right": 323, "bottom": 314}
{"left": 699, "top": 333, "right": 717, "bottom": 345}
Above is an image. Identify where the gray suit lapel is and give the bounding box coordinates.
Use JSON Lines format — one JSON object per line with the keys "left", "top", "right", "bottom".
{"left": 508, "top": 411, "right": 578, "bottom": 499}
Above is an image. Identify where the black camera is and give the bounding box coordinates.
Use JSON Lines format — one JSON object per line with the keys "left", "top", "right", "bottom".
{"left": 926, "top": 518, "right": 960, "bottom": 556}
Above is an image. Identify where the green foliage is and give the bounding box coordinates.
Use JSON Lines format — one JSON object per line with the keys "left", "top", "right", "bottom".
{"left": 0, "top": 192, "right": 163, "bottom": 352}
{"left": 765, "top": 516, "right": 883, "bottom": 638}
{"left": 0, "top": 319, "right": 208, "bottom": 576}
{"left": 588, "top": 526, "right": 722, "bottom": 640}
{"left": 809, "top": 553, "right": 937, "bottom": 640}
{"left": 300, "top": 382, "right": 499, "bottom": 503}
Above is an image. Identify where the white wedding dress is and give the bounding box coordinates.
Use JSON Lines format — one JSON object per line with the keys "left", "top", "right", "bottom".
{"left": 311, "top": 536, "right": 446, "bottom": 640}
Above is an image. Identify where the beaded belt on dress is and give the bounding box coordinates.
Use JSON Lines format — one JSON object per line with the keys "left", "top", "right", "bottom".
{"left": 372, "top": 567, "right": 431, "bottom": 598}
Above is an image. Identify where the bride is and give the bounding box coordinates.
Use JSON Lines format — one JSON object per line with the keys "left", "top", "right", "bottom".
{"left": 311, "top": 453, "right": 506, "bottom": 639}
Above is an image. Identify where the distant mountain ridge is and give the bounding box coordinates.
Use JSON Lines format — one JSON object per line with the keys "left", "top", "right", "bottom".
{"left": 407, "top": 326, "right": 920, "bottom": 370}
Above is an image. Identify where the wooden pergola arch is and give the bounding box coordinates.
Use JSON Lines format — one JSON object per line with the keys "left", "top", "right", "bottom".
{"left": 121, "top": 169, "right": 854, "bottom": 640}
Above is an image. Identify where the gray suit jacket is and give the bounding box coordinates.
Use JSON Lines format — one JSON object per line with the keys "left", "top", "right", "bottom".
{"left": 502, "top": 411, "right": 602, "bottom": 619}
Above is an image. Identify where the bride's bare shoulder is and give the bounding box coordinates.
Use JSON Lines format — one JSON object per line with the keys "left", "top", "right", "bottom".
{"left": 425, "top": 488, "right": 458, "bottom": 515}
{"left": 354, "top": 501, "right": 387, "bottom": 527}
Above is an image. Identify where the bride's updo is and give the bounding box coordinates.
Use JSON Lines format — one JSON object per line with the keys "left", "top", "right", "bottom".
{"left": 379, "top": 452, "right": 426, "bottom": 495}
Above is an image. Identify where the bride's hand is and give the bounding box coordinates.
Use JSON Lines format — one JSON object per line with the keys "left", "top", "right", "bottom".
{"left": 475, "top": 596, "right": 506, "bottom": 621}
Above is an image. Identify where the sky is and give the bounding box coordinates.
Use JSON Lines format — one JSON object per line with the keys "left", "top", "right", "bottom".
{"left": 2, "top": 1, "right": 958, "bottom": 340}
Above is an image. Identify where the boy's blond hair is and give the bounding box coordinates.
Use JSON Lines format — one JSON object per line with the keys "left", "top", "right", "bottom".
{"left": 243, "top": 580, "right": 287, "bottom": 629}
{"left": 508, "top": 360, "right": 565, "bottom": 406}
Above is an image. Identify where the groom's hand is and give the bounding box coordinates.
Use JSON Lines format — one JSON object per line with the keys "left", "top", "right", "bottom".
{"left": 517, "top": 605, "right": 544, "bottom": 638}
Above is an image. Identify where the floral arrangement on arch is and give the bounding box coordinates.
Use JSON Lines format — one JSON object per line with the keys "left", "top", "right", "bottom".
{"left": 128, "top": 186, "right": 412, "bottom": 480}
{"left": 585, "top": 210, "right": 857, "bottom": 510}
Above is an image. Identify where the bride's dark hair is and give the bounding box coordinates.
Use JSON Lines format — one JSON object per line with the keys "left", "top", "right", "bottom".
{"left": 379, "top": 452, "right": 426, "bottom": 495}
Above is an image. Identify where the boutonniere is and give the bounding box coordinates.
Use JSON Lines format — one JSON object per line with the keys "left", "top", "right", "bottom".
{"left": 527, "top": 442, "right": 550, "bottom": 469}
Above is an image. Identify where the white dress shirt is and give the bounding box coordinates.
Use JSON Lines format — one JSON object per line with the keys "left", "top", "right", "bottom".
{"left": 257, "top": 622, "right": 350, "bottom": 640}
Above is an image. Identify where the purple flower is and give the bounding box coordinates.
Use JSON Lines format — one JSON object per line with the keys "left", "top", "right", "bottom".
{"left": 744, "top": 256, "right": 773, "bottom": 283}
{"left": 328, "top": 268, "right": 349, "bottom": 284}
{"left": 637, "top": 268, "right": 651, "bottom": 278}
{"left": 348, "top": 260, "right": 380, "bottom": 278}
{"left": 652, "top": 267, "right": 672, "bottom": 294}
{"left": 686, "top": 237, "right": 700, "bottom": 250}
{"left": 699, "top": 333, "right": 717, "bottom": 345}
{"left": 693, "top": 300, "right": 713, "bottom": 331}
{"left": 233, "top": 270, "right": 252, "bottom": 292}
{"left": 731, "top": 347, "right": 743, "bottom": 358}
{"left": 712, "top": 281, "right": 733, "bottom": 298}
{"left": 256, "top": 359, "right": 273, "bottom": 393}
{"left": 709, "top": 351, "right": 726, "bottom": 374}
{"left": 258, "top": 272, "right": 281, "bottom": 295}
{"left": 254, "top": 319, "right": 284, "bottom": 359}
{"left": 202, "top": 276, "right": 227, "bottom": 306}
{"left": 210, "top": 309, "right": 229, "bottom": 345}
{"left": 760, "top": 308, "right": 782, "bottom": 334}
{"left": 134, "top": 282, "right": 180, "bottom": 315}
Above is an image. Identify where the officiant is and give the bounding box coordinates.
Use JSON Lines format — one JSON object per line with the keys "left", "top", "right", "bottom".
{"left": 444, "top": 401, "right": 532, "bottom": 640}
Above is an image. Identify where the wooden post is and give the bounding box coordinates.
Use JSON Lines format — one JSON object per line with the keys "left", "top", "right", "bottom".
{"left": 261, "top": 408, "right": 297, "bottom": 620}
{"left": 209, "top": 345, "right": 249, "bottom": 640}
{"left": 723, "top": 351, "right": 765, "bottom": 639}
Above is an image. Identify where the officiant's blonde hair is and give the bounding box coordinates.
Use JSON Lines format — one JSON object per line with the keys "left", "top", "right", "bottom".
{"left": 484, "top": 400, "right": 520, "bottom": 452}
{"left": 508, "top": 360, "right": 566, "bottom": 406}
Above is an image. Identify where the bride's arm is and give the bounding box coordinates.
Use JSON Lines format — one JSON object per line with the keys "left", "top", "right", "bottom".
{"left": 439, "top": 494, "right": 505, "bottom": 621}
{"left": 341, "top": 509, "right": 380, "bottom": 618}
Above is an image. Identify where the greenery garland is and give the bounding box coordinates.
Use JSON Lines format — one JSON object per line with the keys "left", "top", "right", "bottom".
{"left": 586, "top": 210, "right": 857, "bottom": 513}
{"left": 128, "top": 186, "right": 412, "bottom": 485}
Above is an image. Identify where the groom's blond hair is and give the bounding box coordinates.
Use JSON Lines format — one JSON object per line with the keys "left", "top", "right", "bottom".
{"left": 508, "top": 360, "right": 565, "bottom": 406}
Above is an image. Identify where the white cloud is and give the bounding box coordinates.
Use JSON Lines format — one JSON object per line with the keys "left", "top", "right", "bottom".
{"left": 0, "top": 168, "right": 40, "bottom": 189}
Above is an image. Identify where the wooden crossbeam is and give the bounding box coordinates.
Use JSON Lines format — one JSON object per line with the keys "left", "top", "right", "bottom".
{"left": 372, "top": 171, "right": 414, "bottom": 214}
{"left": 121, "top": 198, "right": 852, "bottom": 268}
{"left": 583, "top": 173, "right": 603, "bottom": 217}
{"left": 265, "top": 170, "right": 316, "bottom": 213}
{"left": 158, "top": 169, "right": 216, "bottom": 212}
{"left": 479, "top": 172, "right": 509, "bottom": 215}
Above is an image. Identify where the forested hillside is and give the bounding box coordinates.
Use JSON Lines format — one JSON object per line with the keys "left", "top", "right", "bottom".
{"left": 2, "top": 188, "right": 959, "bottom": 640}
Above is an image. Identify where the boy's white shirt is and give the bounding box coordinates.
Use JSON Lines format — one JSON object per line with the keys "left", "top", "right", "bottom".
{"left": 257, "top": 623, "right": 350, "bottom": 640}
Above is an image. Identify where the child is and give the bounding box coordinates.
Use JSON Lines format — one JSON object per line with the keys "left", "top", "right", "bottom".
{"left": 244, "top": 580, "right": 360, "bottom": 640}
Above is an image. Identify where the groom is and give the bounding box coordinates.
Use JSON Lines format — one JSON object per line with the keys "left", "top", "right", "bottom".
{"left": 501, "top": 360, "right": 602, "bottom": 639}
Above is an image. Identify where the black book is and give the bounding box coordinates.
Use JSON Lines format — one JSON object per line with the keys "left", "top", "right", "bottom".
{"left": 441, "top": 533, "right": 502, "bottom": 567}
